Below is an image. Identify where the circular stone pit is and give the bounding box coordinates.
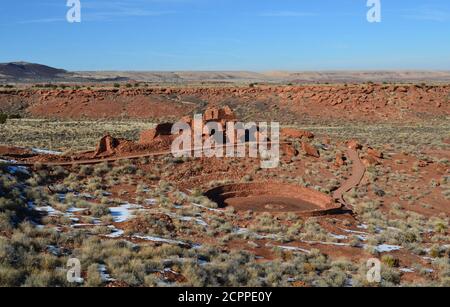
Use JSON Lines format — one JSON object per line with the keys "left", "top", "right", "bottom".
{"left": 204, "top": 182, "right": 342, "bottom": 216}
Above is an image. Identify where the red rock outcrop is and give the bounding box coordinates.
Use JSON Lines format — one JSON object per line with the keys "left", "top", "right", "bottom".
{"left": 139, "top": 123, "right": 174, "bottom": 144}
{"left": 302, "top": 142, "right": 320, "bottom": 158}
{"left": 281, "top": 128, "right": 314, "bottom": 140}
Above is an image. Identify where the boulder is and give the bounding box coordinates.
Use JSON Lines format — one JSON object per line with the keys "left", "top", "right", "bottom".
{"left": 362, "top": 155, "right": 380, "bottom": 167}
{"left": 335, "top": 153, "right": 346, "bottom": 167}
{"left": 281, "top": 128, "right": 314, "bottom": 139}
{"left": 346, "top": 139, "right": 362, "bottom": 150}
{"left": 301, "top": 142, "right": 320, "bottom": 158}
{"left": 93, "top": 135, "right": 120, "bottom": 158}
{"left": 139, "top": 123, "right": 174, "bottom": 144}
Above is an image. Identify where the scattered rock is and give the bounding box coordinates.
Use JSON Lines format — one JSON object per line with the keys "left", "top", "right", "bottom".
{"left": 105, "top": 280, "right": 129, "bottom": 288}
{"left": 93, "top": 135, "right": 120, "bottom": 158}
{"left": 417, "top": 160, "right": 429, "bottom": 168}
{"left": 346, "top": 139, "right": 362, "bottom": 150}
{"left": 281, "top": 143, "right": 299, "bottom": 161}
{"left": 373, "top": 186, "right": 386, "bottom": 197}
{"left": 335, "top": 153, "right": 346, "bottom": 167}
{"left": 301, "top": 142, "right": 320, "bottom": 158}
{"left": 139, "top": 123, "right": 173, "bottom": 144}
{"left": 281, "top": 128, "right": 314, "bottom": 139}
{"left": 362, "top": 155, "right": 380, "bottom": 167}
{"left": 367, "top": 147, "right": 383, "bottom": 159}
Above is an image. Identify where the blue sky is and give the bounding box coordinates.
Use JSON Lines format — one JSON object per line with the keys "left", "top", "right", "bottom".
{"left": 0, "top": 0, "right": 449, "bottom": 71}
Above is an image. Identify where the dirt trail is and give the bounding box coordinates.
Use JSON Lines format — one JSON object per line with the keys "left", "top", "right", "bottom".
{"left": 332, "top": 148, "right": 366, "bottom": 208}
{"left": 4, "top": 142, "right": 290, "bottom": 167}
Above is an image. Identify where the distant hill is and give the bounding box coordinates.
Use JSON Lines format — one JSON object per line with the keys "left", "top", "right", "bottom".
{"left": 1, "top": 62, "right": 450, "bottom": 84}
{"left": 0, "top": 62, "right": 69, "bottom": 82}
{"left": 0, "top": 62, "right": 127, "bottom": 83}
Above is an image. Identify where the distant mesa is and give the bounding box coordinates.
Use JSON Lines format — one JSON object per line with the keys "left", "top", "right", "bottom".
{"left": 1, "top": 61, "right": 450, "bottom": 84}
{"left": 0, "top": 62, "right": 128, "bottom": 83}
{"left": 0, "top": 62, "right": 68, "bottom": 82}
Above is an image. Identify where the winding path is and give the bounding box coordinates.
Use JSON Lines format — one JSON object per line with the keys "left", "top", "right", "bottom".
{"left": 1, "top": 141, "right": 291, "bottom": 167}
{"left": 332, "top": 148, "right": 366, "bottom": 209}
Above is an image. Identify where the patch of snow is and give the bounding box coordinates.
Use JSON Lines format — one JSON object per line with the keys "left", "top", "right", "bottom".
{"left": 72, "top": 277, "right": 84, "bottom": 284}
{"left": 329, "top": 233, "right": 348, "bottom": 240}
{"left": 178, "top": 216, "right": 208, "bottom": 227}
{"left": 266, "top": 243, "right": 310, "bottom": 254}
{"left": 235, "top": 228, "right": 249, "bottom": 235}
{"left": 34, "top": 206, "right": 62, "bottom": 216}
{"left": 400, "top": 268, "right": 415, "bottom": 273}
{"left": 31, "top": 148, "right": 62, "bottom": 155}
{"left": 340, "top": 228, "right": 368, "bottom": 235}
{"left": 302, "top": 240, "right": 351, "bottom": 247}
{"left": 145, "top": 198, "right": 157, "bottom": 205}
{"left": 106, "top": 228, "right": 125, "bottom": 238}
{"left": 66, "top": 207, "right": 89, "bottom": 213}
{"left": 4, "top": 165, "right": 29, "bottom": 175}
{"left": 344, "top": 278, "right": 354, "bottom": 287}
{"left": 98, "top": 264, "right": 115, "bottom": 282}
{"left": 373, "top": 244, "right": 402, "bottom": 253}
{"left": 71, "top": 223, "right": 97, "bottom": 228}
{"left": 198, "top": 259, "right": 209, "bottom": 266}
{"left": 109, "top": 203, "right": 142, "bottom": 223}
{"left": 192, "top": 203, "right": 222, "bottom": 213}
{"left": 134, "top": 235, "right": 190, "bottom": 246}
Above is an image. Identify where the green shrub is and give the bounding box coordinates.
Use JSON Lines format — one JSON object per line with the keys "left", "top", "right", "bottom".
{"left": 0, "top": 113, "right": 7, "bottom": 124}
{"left": 381, "top": 255, "right": 399, "bottom": 268}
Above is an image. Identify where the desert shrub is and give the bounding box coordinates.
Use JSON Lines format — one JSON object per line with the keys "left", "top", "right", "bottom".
{"left": 22, "top": 269, "right": 68, "bottom": 287}
{"left": 86, "top": 264, "right": 103, "bottom": 287}
{"left": 0, "top": 113, "right": 7, "bottom": 124}
{"left": 0, "top": 266, "right": 25, "bottom": 286}
{"left": 381, "top": 255, "right": 399, "bottom": 268}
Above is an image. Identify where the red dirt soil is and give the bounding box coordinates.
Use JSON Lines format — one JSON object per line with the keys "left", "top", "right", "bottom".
{"left": 1, "top": 84, "right": 449, "bottom": 122}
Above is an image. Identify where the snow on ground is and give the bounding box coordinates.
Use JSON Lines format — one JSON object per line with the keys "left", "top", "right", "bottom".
{"left": 109, "top": 203, "right": 142, "bottom": 223}
{"left": 373, "top": 244, "right": 402, "bottom": 253}
{"left": 98, "top": 265, "right": 115, "bottom": 282}
{"left": 302, "top": 240, "right": 351, "bottom": 247}
{"left": 0, "top": 159, "right": 30, "bottom": 175}
{"left": 66, "top": 207, "right": 89, "bottom": 213}
{"left": 400, "top": 268, "right": 415, "bottom": 273}
{"left": 267, "top": 244, "right": 311, "bottom": 254}
{"left": 178, "top": 216, "right": 208, "bottom": 226}
{"left": 134, "top": 235, "right": 190, "bottom": 246}
{"left": 145, "top": 199, "right": 157, "bottom": 206}
{"left": 329, "top": 233, "right": 348, "bottom": 240}
{"left": 192, "top": 203, "right": 223, "bottom": 213}
{"left": 34, "top": 206, "right": 62, "bottom": 216}
{"left": 31, "top": 148, "right": 63, "bottom": 155}
{"left": 106, "top": 228, "right": 125, "bottom": 238}
{"left": 168, "top": 213, "right": 208, "bottom": 227}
